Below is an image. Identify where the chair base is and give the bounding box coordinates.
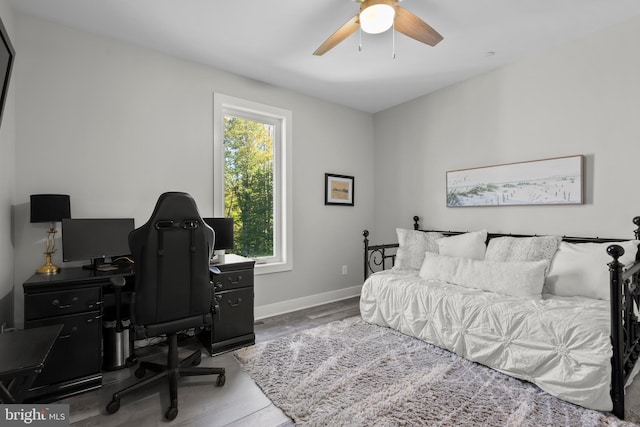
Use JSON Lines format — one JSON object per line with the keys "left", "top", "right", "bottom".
{"left": 105, "top": 334, "right": 225, "bottom": 421}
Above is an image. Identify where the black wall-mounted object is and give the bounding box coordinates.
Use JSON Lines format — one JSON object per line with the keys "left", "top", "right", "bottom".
{"left": 0, "top": 13, "right": 14, "bottom": 128}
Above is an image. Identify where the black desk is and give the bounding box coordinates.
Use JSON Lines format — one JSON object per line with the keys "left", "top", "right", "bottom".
{"left": 23, "top": 267, "right": 134, "bottom": 402}
{"left": 0, "top": 324, "right": 62, "bottom": 403}
{"left": 23, "top": 256, "right": 255, "bottom": 402}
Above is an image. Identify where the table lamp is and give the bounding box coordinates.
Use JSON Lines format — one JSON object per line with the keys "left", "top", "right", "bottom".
{"left": 30, "top": 194, "right": 71, "bottom": 274}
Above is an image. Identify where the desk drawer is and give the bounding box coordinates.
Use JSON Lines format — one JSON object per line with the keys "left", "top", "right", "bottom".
{"left": 212, "top": 268, "right": 253, "bottom": 292}
{"left": 26, "top": 311, "right": 102, "bottom": 387}
{"left": 213, "top": 287, "right": 254, "bottom": 342}
{"left": 25, "top": 287, "right": 102, "bottom": 320}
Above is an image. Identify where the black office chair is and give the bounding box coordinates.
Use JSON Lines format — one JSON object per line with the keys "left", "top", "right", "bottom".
{"left": 106, "top": 192, "right": 225, "bottom": 421}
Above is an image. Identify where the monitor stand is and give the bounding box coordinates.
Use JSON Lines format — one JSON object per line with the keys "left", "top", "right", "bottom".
{"left": 83, "top": 258, "right": 115, "bottom": 271}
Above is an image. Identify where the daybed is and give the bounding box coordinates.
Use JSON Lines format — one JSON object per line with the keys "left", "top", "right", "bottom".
{"left": 359, "top": 216, "right": 640, "bottom": 419}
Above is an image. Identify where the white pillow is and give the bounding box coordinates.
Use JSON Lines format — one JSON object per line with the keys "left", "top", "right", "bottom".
{"left": 545, "top": 240, "right": 640, "bottom": 300}
{"left": 419, "top": 252, "right": 548, "bottom": 298}
{"left": 485, "top": 235, "right": 562, "bottom": 265}
{"left": 393, "top": 228, "right": 443, "bottom": 270}
{"left": 436, "top": 230, "right": 487, "bottom": 260}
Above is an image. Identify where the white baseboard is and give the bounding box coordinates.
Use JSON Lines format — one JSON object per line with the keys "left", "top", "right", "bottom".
{"left": 254, "top": 284, "right": 362, "bottom": 320}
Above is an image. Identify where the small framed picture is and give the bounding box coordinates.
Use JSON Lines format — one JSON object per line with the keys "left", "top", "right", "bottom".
{"left": 325, "top": 173, "right": 354, "bottom": 206}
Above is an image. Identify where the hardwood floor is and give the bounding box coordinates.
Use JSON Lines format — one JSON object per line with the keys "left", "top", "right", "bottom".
{"left": 62, "top": 296, "right": 360, "bottom": 426}
{"left": 254, "top": 296, "right": 361, "bottom": 344}
{"left": 57, "top": 295, "right": 640, "bottom": 425}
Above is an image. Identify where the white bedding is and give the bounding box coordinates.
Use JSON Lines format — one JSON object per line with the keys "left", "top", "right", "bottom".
{"left": 359, "top": 269, "right": 613, "bottom": 411}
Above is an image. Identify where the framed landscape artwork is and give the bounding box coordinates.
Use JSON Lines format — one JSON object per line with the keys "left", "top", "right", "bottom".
{"left": 325, "top": 173, "right": 354, "bottom": 206}
{"left": 446, "top": 155, "right": 584, "bottom": 207}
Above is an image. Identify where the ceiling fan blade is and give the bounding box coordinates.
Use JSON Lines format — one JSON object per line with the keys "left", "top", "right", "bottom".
{"left": 313, "top": 15, "right": 360, "bottom": 56}
{"left": 394, "top": 6, "right": 443, "bottom": 47}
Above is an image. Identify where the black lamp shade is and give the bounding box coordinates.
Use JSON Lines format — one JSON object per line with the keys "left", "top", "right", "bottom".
{"left": 30, "top": 194, "right": 71, "bottom": 223}
{"left": 203, "top": 217, "right": 235, "bottom": 250}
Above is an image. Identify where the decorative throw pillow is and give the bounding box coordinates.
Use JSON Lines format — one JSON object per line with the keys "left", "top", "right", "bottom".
{"left": 436, "top": 230, "right": 487, "bottom": 260}
{"left": 545, "top": 240, "right": 640, "bottom": 300}
{"left": 419, "top": 252, "right": 548, "bottom": 298}
{"left": 394, "top": 228, "right": 443, "bottom": 270}
{"left": 485, "top": 235, "right": 562, "bottom": 269}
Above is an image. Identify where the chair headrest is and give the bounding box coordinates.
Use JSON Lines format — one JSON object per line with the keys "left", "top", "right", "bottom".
{"left": 148, "top": 192, "right": 202, "bottom": 221}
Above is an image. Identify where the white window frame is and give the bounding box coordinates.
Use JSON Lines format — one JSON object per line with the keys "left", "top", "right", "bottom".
{"left": 213, "top": 93, "right": 292, "bottom": 275}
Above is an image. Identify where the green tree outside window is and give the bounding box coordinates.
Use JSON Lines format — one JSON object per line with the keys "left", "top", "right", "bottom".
{"left": 223, "top": 116, "right": 274, "bottom": 258}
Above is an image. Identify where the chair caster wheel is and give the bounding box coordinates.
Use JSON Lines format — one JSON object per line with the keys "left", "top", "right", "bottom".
{"left": 135, "top": 367, "right": 146, "bottom": 378}
{"left": 216, "top": 374, "right": 226, "bottom": 387}
{"left": 165, "top": 406, "right": 178, "bottom": 420}
{"left": 106, "top": 399, "right": 120, "bottom": 414}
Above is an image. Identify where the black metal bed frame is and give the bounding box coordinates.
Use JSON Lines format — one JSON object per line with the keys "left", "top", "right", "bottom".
{"left": 363, "top": 216, "right": 640, "bottom": 419}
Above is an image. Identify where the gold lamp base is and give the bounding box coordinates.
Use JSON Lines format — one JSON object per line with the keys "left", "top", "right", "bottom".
{"left": 36, "top": 254, "right": 60, "bottom": 274}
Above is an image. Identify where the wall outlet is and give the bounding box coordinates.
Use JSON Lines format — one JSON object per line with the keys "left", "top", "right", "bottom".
{"left": 341, "top": 265, "right": 348, "bottom": 275}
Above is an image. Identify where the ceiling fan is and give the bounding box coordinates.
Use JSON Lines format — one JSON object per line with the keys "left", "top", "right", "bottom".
{"left": 313, "top": 0, "right": 443, "bottom": 56}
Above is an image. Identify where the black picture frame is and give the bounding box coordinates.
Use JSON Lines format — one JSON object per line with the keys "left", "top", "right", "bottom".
{"left": 324, "top": 173, "right": 354, "bottom": 206}
{"left": 0, "top": 13, "right": 14, "bottom": 127}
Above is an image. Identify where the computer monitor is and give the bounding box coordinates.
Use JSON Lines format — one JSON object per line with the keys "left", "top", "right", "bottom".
{"left": 62, "top": 218, "right": 135, "bottom": 269}
{"left": 203, "top": 217, "right": 234, "bottom": 250}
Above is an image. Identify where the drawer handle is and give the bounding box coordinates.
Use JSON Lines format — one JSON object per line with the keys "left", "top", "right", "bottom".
{"left": 228, "top": 298, "right": 242, "bottom": 307}
{"left": 86, "top": 314, "right": 103, "bottom": 323}
{"left": 52, "top": 299, "right": 71, "bottom": 309}
{"left": 59, "top": 326, "right": 79, "bottom": 339}
{"left": 227, "top": 276, "right": 242, "bottom": 285}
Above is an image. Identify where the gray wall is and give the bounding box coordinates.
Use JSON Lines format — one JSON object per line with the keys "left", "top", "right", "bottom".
{"left": 9, "top": 9, "right": 640, "bottom": 327}
{"left": 0, "top": 0, "right": 15, "bottom": 329}
{"left": 372, "top": 15, "right": 640, "bottom": 243}
{"left": 12, "top": 14, "right": 375, "bottom": 326}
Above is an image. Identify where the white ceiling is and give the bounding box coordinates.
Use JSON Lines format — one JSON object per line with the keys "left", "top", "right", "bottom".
{"left": 9, "top": 0, "right": 640, "bottom": 113}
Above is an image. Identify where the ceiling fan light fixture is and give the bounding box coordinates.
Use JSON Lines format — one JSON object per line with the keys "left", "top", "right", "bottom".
{"left": 313, "top": 0, "right": 442, "bottom": 56}
{"left": 359, "top": 4, "right": 395, "bottom": 34}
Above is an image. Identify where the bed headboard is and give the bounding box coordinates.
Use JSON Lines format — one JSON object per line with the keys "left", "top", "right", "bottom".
{"left": 363, "top": 215, "right": 640, "bottom": 279}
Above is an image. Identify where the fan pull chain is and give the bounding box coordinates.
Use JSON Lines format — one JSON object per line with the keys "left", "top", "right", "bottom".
{"left": 392, "top": 22, "right": 396, "bottom": 59}
{"left": 359, "top": 28, "right": 363, "bottom": 52}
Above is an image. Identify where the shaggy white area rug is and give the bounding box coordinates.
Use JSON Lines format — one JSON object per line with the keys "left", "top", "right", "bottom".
{"left": 234, "top": 317, "right": 638, "bottom": 426}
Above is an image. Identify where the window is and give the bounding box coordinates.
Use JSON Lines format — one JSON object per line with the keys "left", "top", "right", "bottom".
{"left": 213, "top": 94, "right": 292, "bottom": 274}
